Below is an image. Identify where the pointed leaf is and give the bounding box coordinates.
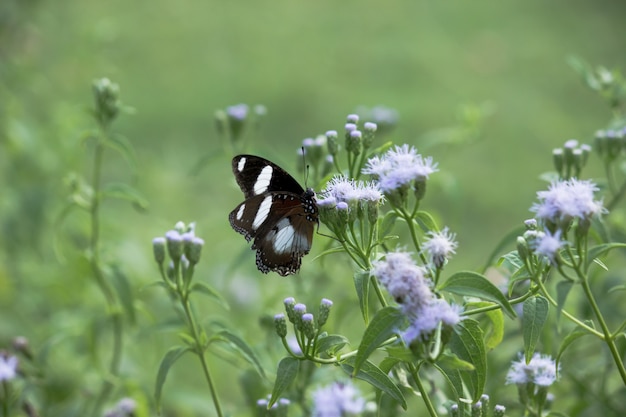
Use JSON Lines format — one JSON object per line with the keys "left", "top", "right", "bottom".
{"left": 354, "top": 271, "right": 370, "bottom": 321}
{"left": 556, "top": 281, "right": 573, "bottom": 322}
{"left": 109, "top": 264, "right": 136, "bottom": 324}
{"left": 316, "top": 334, "right": 349, "bottom": 356}
{"left": 556, "top": 321, "right": 594, "bottom": 374}
{"left": 353, "top": 307, "right": 405, "bottom": 375}
{"left": 269, "top": 357, "right": 299, "bottom": 407}
{"left": 155, "top": 346, "right": 190, "bottom": 411}
{"left": 448, "top": 318, "right": 486, "bottom": 401}
{"left": 433, "top": 363, "right": 464, "bottom": 402}
{"left": 523, "top": 296, "right": 549, "bottom": 363}
{"left": 341, "top": 358, "right": 406, "bottom": 409}
{"left": 104, "top": 133, "right": 137, "bottom": 171}
{"left": 586, "top": 243, "right": 626, "bottom": 268}
{"left": 438, "top": 271, "right": 516, "bottom": 319}
{"left": 414, "top": 211, "right": 438, "bottom": 233}
{"left": 436, "top": 352, "right": 475, "bottom": 371}
{"left": 212, "top": 330, "right": 266, "bottom": 379}
{"left": 190, "top": 282, "right": 230, "bottom": 310}
{"left": 101, "top": 182, "right": 149, "bottom": 210}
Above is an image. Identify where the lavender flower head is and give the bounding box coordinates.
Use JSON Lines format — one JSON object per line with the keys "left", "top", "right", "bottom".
{"left": 226, "top": 103, "right": 249, "bottom": 120}
{"left": 423, "top": 227, "right": 458, "bottom": 269}
{"left": 531, "top": 179, "right": 605, "bottom": 223}
{"left": 0, "top": 354, "right": 18, "bottom": 381}
{"left": 320, "top": 176, "right": 383, "bottom": 205}
{"left": 531, "top": 229, "right": 565, "bottom": 264}
{"left": 372, "top": 251, "right": 462, "bottom": 343}
{"left": 312, "top": 382, "right": 365, "bottom": 417}
{"left": 506, "top": 352, "right": 559, "bottom": 387}
{"left": 362, "top": 144, "right": 438, "bottom": 194}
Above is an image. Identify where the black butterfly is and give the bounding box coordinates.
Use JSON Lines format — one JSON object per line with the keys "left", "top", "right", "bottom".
{"left": 229, "top": 155, "right": 318, "bottom": 276}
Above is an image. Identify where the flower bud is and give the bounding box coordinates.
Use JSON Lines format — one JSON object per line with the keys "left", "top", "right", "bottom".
{"left": 347, "top": 130, "right": 362, "bottom": 155}
{"left": 152, "top": 237, "right": 166, "bottom": 264}
{"left": 92, "top": 77, "right": 120, "bottom": 125}
{"left": 450, "top": 404, "right": 459, "bottom": 417}
{"left": 471, "top": 401, "right": 482, "bottom": 417}
{"left": 165, "top": 230, "right": 183, "bottom": 260}
{"left": 317, "top": 298, "right": 333, "bottom": 327}
{"left": 302, "top": 313, "right": 316, "bottom": 340}
{"left": 362, "top": 122, "right": 377, "bottom": 148}
{"left": 274, "top": 313, "right": 287, "bottom": 338}
{"left": 413, "top": 178, "right": 427, "bottom": 202}
{"left": 186, "top": 237, "right": 204, "bottom": 264}
{"left": 283, "top": 297, "right": 296, "bottom": 323}
{"left": 346, "top": 114, "right": 359, "bottom": 124}
{"left": 524, "top": 219, "right": 537, "bottom": 230}
{"left": 493, "top": 405, "right": 506, "bottom": 417}
{"left": 326, "top": 130, "right": 339, "bottom": 156}
{"left": 517, "top": 236, "right": 530, "bottom": 262}
{"left": 293, "top": 303, "right": 307, "bottom": 331}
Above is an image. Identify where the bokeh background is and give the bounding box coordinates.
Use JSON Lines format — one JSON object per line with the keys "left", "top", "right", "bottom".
{"left": 2, "top": 0, "right": 626, "bottom": 416}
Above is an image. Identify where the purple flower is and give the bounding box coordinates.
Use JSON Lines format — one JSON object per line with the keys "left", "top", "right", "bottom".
{"left": 0, "top": 355, "right": 18, "bottom": 381}
{"left": 372, "top": 251, "right": 462, "bottom": 343}
{"left": 423, "top": 227, "right": 458, "bottom": 268}
{"left": 362, "top": 145, "right": 438, "bottom": 194}
{"left": 506, "top": 352, "right": 559, "bottom": 387}
{"left": 312, "top": 382, "right": 365, "bottom": 417}
{"left": 321, "top": 176, "right": 383, "bottom": 204}
{"left": 532, "top": 229, "right": 564, "bottom": 264}
{"left": 531, "top": 179, "right": 605, "bottom": 223}
{"left": 226, "top": 103, "right": 249, "bottom": 120}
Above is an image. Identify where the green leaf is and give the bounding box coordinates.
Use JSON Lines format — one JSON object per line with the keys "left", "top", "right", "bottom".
{"left": 556, "top": 321, "right": 594, "bottom": 374}
{"left": 438, "top": 271, "right": 517, "bottom": 319}
{"left": 436, "top": 351, "right": 475, "bottom": 371}
{"left": 414, "top": 211, "right": 438, "bottom": 233}
{"left": 432, "top": 363, "right": 464, "bottom": 402}
{"left": 155, "top": 346, "right": 190, "bottom": 412}
{"left": 556, "top": 281, "right": 573, "bottom": 322}
{"left": 316, "top": 334, "right": 349, "bottom": 355}
{"left": 354, "top": 271, "right": 370, "bottom": 321}
{"left": 103, "top": 133, "right": 137, "bottom": 172}
{"left": 212, "top": 330, "right": 266, "bottom": 379}
{"left": 586, "top": 243, "right": 626, "bottom": 268}
{"left": 466, "top": 301, "right": 504, "bottom": 350}
{"left": 523, "top": 296, "right": 549, "bottom": 363}
{"left": 190, "top": 282, "right": 230, "bottom": 310}
{"left": 448, "top": 318, "right": 486, "bottom": 402}
{"left": 269, "top": 357, "right": 299, "bottom": 407}
{"left": 379, "top": 210, "right": 399, "bottom": 237}
{"left": 341, "top": 358, "right": 406, "bottom": 409}
{"left": 101, "top": 182, "right": 149, "bottom": 210}
{"left": 109, "top": 264, "right": 136, "bottom": 324}
{"left": 353, "top": 307, "right": 405, "bottom": 375}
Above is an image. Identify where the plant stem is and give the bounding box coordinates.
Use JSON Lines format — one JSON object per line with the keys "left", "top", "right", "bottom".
{"left": 579, "top": 278, "right": 626, "bottom": 385}
{"left": 181, "top": 295, "right": 224, "bottom": 417}
{"left": 409, "top": 363, "right": 438, "bottom": 417}
{"left": 90, "top": 134, "right": 124, "bottom": 416}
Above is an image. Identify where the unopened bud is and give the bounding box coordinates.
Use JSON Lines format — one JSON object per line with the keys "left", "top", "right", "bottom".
{"left": 152, "top": 237, "right": 166, "bottom": 264}
{"left": 274, "top": 313, "right": 287, "bottom": 338}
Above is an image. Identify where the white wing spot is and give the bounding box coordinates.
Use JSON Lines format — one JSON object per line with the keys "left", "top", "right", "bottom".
{"left": 254, "top": 166, "right": 273, "bottom": 195}
{"left": 252, "top": 196, "right": 273, "bottom": 230}
{"left": 236, "top": 204, "right": 245, "bottom": 221}
{"left": 273, "top": 225, "right": 295, "bottom": 254}
{"left": 237, "top": 157, "right": 246, "bottom": 172}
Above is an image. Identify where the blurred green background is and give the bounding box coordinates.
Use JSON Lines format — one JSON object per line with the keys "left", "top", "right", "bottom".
{"left": 2, "top": 0, "right": 626, "bottom": 415}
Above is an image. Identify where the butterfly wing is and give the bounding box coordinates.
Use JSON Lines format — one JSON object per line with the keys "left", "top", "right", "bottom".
{"left": 232, "top": 155, "right": 304, "bottom": 199}
{"left": 229, "top": 192, "right": 316, "bottom": 276}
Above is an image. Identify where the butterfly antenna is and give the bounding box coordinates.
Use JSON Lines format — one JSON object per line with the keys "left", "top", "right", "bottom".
{"left": 301, "top": 146, "right": 311, "bottom": 188}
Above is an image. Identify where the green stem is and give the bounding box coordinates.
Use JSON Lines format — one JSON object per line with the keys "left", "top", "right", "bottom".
{"left": 181, "top": 294, "right": 224, "bottom": 417}
{"left": 408, "top": 362, "right": 438, "bottom": 417}
{"left": 579, "top": 278, "right": 626, "bottom": 385}
{"left": 90, "top": 134, "right": 124, "bottom": 416}
{"left": 534, "top": 279, "right": 604, "bottom": 338}
{"left": 2, "top": 381, "right": 8, "bottom": 417}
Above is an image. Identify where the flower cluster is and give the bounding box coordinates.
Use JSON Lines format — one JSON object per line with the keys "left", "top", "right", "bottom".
{"left": 530, "top": 178, "right": 605, "bottom": 226}
{"left": 318, "top": 175, "right": 384, "bottom": 229}
{"left": 311, "top": 381, "right": 366, "bottom": 417}
{"left": 362, "top": 144, "right": 438, "bottom": 207}
{"left": 0, "top": 353, "right": 18, "bottom": 382}
{"left": 152, "top": 222, "right": 205, "bottom": 287}
{"left": 422, "top": 227, "right": 458, "bottom": 270}
{"left": 506, "top": 352, "right": 559, "bottom": 387}
{"left": 595, "top": 128, "right": 626, "bottom": 162}
{"left": 276, "top": 297, "right": 334, "bottom": 357}
{"left": 372, "top": 252, "right": 462, "bottom": 344}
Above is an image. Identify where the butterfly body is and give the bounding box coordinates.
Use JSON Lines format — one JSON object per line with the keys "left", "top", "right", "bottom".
{"left": 229, "top": 155, "right": 318, "bottom": 276}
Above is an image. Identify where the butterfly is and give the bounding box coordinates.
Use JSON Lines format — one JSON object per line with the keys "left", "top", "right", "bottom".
{"left": 229, "top": 154, "right": 318, "bottom": 276}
